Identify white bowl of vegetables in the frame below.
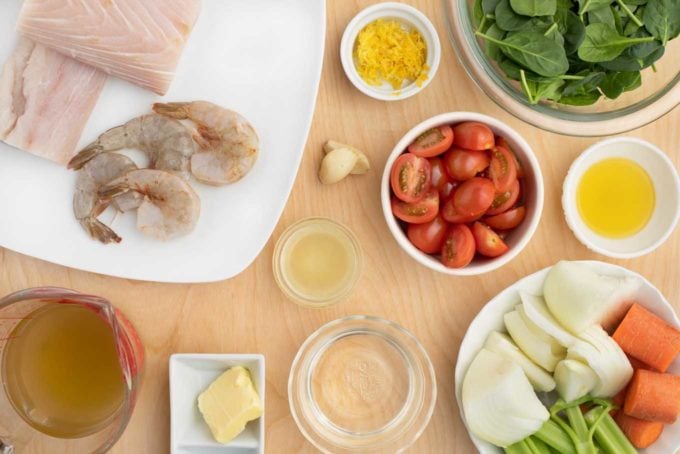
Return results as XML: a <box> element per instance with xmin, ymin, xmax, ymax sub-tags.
<box><xmin>454</xmin><ymin>260</ymin><xmax>680</xmax><ymax>453</ymax></box>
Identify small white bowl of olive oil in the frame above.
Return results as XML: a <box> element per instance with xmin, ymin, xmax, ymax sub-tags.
<box><xmin>563</xmin><ymin>137</ymin><xmax>680</xmax><ymax>259</ymax></box>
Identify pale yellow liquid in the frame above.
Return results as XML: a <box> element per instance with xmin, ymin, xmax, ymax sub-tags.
<box><xmin>577</xmin><ymin>158</ymin><xmax>655</xmax><ymax>238</ymax></box>
<box><xmin>2</xmin><ymin>303</ymin><xmax>126</xmax><ymax>438</ymax></box>
<box><xmin>283</xmin><ymin>229</ymin><xmax>353</xmax><ymax>300</ymax></box>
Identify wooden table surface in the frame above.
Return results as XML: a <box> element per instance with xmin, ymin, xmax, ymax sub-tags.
<box><xmin>4</xmin><ymin>1</ymin><xmax>679</xmax><ymax>453</ymax></box>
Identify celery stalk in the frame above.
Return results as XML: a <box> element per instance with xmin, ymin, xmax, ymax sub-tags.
<box><xmin>583</xmin><ymin>407</ymin><xmax>636</xmax><ymax>454</ymax></box>
<box><xmin>532</xmin><ymin>419</ymin><xmax>577</xmax><ymax>454</ymax></box>
<box><xmin>549</xmin><ymin>398</ymin><xmax>597</xmax><ymax>454</ymax></box>
<box><xmin>526</xmin><ymin>436</ymin><xmax>552</xmax><ymax>454</ymax></box>
<box><xmin>505</xmin><ymin>439</ymin><xmax>534</xmax><ymax>454</ymax></box>
<box><xmin>566</xmin><ymin>405</ymin><xmax>590</xmax><ymax>442</ymax></box>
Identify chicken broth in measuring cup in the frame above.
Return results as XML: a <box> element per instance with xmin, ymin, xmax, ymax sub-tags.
<box><xmin>2</xmin><ymin>303</ymin><xmax>126</xmax><ymax>438</ymax></box>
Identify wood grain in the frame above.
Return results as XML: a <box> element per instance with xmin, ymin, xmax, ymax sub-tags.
<box><xmin>2</xmin><ymin>1</ymin><xmax>678</xmax><ymax>452</ymax></box>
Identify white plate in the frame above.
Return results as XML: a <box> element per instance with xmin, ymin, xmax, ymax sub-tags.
<box><xmin>0</xmin><ymin>0</ymin><xmax>326</xmax><ymax>283</ymax></box>
<box><xmin>454</xmin><ymin>260</ymin><xmax>680</xmax><ymax>454</ymax></box>
<box><xmin>169</xmin><ymin>354</ymin><xmax>265</xmax><ymax>454</ymax></box>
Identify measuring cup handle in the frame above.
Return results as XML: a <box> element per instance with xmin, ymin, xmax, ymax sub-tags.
<box><xmin>0</xmin><ymin>438</ymin><xmax>14</xmax><ymax>454</ymax></box>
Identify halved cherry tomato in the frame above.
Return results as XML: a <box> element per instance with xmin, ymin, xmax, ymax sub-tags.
<box><xmin>441</xmin><ymin>197</ymin><xmax>484</xmax><ymax>223</ymax></box>
<box><xmin>453</xmin><ymin>122</ymin><xmax>495</xmax><ymax>150</ymax></box>
<box><xmin>441</xmin><ymin>224</ymin><xmax>476</xmax><ymax>268</ymax></box>
<box><xmin>496</xmin><ymin>136</ymin><xmax>525</xmax><ymax>178</ymax></box>
<box><xmin>453</xmin><ymin>177</ymin><xmax>495</xmax><ymax>216</ymax></box>
<box><xmin>408</xmin><ymin>125</ymin><xmax>454</xmax><ymax>158</ymax></box>
<box><xmin>390</xmin><ymin>153</ymin><xmax>432</xmax><ymax>203</ymax></box>
<box><xmin>391</xmin><ymin>189</ymin><xmax>439</xmax><ymax>224</ymax></box>
<box><xmin>439</xmin><ymin>180</ymin><xmax>458</xmax><ymax>203</ymax></box>
<box><xmin>489</xmin><ymin>146</ymin><xmax>518</xmax><ymax>192</ymax></box>
<box><xmin>443</xmin><ymin>147</ymin><xmax>491</xmax><ymax>181</ymax></box>
<box><xmin>484</xmin><ymin>206</ymin><xmax>526</xmax><ymax>230</ymax></box>
<box><xmin>486</xmin><ymin>179</ymin><xmax>521</xmax><ymax>216</ymax></box>
<box><xmin>407</xmin><ymin>215</ymin><xmax>448</xmax><ymax>254</ymax></box>
<box><xmin>429</xmin><ymin>157</ymin><xmax>450</xmax><ymax>190</ymax></box>
<box><xmin>472</xmin><ymin>222</ymin><xmax>509</xmax><ymax>258</ymax></box>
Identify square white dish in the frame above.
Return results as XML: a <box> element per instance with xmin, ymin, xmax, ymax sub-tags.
<box><xmin>0</xmin><ymin>0</ymin><xmax>326</xmax><ymax>283</ymax></box>
<box><xmin>169</xmin><ymin>354</ymin><xmax>265</xmax><ymax>454</ymax></box>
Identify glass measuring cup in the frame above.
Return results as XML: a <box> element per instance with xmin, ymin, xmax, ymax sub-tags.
<box><xmin>0</xmin><ymin>287</ymin><xmax>144</xmax><ymax>454</ymax></box>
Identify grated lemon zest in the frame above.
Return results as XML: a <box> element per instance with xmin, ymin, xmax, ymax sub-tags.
<box><xmin>353</xmin><ymin>19</ymin><xmax>429</xmax><ymax>90</ymax></box>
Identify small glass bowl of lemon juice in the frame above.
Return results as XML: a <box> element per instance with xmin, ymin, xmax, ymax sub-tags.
<box><xmin>563</xmin><ymin>137</ymin><xmax>680</xmax><ymax>258</ymax></box>
<box><xmin>273</xmin><ymin>218</ymin><xmax>363</xmax><ymax>308</ymax></box>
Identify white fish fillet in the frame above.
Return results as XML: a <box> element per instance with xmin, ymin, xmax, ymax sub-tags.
<box><xmin>0</xmin><ymin>39</ymin><xmax>107</xmax><ymax>165</ymax></box>
<box><xmin>18</xmin><ymin>0</ymin><xmax>202</xmax><ymax>95</ymax></box>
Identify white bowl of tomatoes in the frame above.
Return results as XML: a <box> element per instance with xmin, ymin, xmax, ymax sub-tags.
<box><xmin>381</xmin><ymin>112</ymin><xmax>544</xmax><ymax>275</ymax></box>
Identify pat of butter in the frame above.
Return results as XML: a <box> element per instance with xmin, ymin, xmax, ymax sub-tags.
<box><xmin>198</xmin><ymin>366</ymin><xmax>263</xmax><ymax>444</ymax></box>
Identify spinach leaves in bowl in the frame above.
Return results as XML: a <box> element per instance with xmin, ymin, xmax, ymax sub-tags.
<box><xmin>473</xmin><ymin>0</ymin><xmax>680</xmax><ymax>105</ymax></box>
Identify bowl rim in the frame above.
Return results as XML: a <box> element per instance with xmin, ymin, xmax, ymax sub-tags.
<box><xmin>381</xmin><ymin>111</ymin><xmax>545</xmax><ymax>276</ymax></box>
<box><xmin>562</xmin><ymin>136</ymin><xmax>680</xmax><ymax>259</ymax></box>
<box><xmin>340</xmin><ymin>2</ymin><xmax>441</xmax><ymax>101</ymax></box>
<box><xmin>443</xmin><ymin>0</ymin><xmax>680</xmax><ymax>137</ymax></box>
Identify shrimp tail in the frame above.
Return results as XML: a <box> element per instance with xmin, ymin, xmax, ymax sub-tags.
<box><xmin>68</xmin><ymin>143</ymin><xmax>103</xmax><ymax>170</ymax></box>
<box><xmin>80</xmin><ymin>218</ymin><xmax>122</xmax><ymax>244</ymax></box>
<box><xmin>99</xmin><ymin>183</ymin><xmax>131</xmax><ymax>201</ymax></box>
<box><xmin>152</xmin><ymin>102</ymin><xmax>190</xmax><ymax>120</ymax></box>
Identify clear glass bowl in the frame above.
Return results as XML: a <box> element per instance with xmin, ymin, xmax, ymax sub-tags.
<box><xmin>288</xmin><ymin>316</ymin><xmax>437</xmax><ymax>453</ymax></box>
<box><xmin>444</xmin><ymin>0</ymin><xmax>680</xmax><ymax>136</ymax></box>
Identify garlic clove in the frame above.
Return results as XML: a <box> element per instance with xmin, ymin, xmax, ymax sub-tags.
<box><xmin>323</xmin><ymin>140</ymin><xmax>371</xmax><ymax>175</ymax></box>
<box><xmin>319</xmin><ymin>148</ymin><xmax>358</xmax><ymax>184</ymax></box>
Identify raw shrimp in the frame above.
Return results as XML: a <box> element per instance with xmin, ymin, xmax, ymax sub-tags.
<box><xmin>73</xmin><ymin>153</ymin><xmax>139</xmax><ymax>244</ymax></box>
<box><xmin>153</xmin><ymin>101</ymin><xmax>259</xmax><ymax>185</ymax></box>
<box><xmin>99</xmin><ymin>169</ymin><xmax>200</xmax><ymax>241</ymax></box>
<box><xmin>67</xmin><ymin>114</ymin><xmax>197</xmax><ymax>180</ymax></box>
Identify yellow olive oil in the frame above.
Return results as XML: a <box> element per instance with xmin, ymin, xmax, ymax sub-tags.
<box><xmin>2</xmin><ymin>303</ymin><xmax>125</xmax><ymax>438</ymax></box>
<box><xmin>576</xmin><ymin>158</ymin><xmax>655</xmax><ymax>238</ymax></box>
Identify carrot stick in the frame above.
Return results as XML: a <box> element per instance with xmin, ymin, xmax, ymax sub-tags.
<box><xmin>624</xmin><ymin>369</ymin><xmax>680</xmax><ymax>424</ymax></box>
<box><xmin>614</xmin><ymin>412</ymin><xmax>664</xmax><ymax>449</ymax></box>
<box><xmin>627</xmin><ymin>355</ymin><xmax>652</xmax><ymax>371</ymax></box>
<box><xmin>610</xmin><ymin>387</ymin><xmax>628</xmax><ymax>417</ymax></box>
<box><xmin>612</xmin><ymin>303</ymin><xmax>680</xmax><ymax>372</ymax></box>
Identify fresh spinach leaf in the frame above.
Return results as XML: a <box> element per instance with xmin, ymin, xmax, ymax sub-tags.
<box><xmin>510</xmin><ymin>0</ymin><xmax>558</xmax><ymax>16</ymax></box>
<box><xmin>598</xmin><ymin>44</ymin><xmax>664</xmax><ymax>69</ymax></box>
<box><xmin>489</xmin><ymin>31</ymin><xmax>570</xmax><ymax>75</ymax></box>
<box><xmin>643</xmin><ymin>0</ymin><xmax>680</xmax><ymax>45</ymax></box>
<box><xmin>483</xmin><ymin>0</ymin><xmax>503</xmax><ymax>14</ymax></box>
<box><xmin>598</xmin><ymin>70</ymin><xmax>641</xmax><ymax>97</ymax></box>
<box><xmin>485</xmin><ymin>24</ymin><xmax>508</xmax><ymax>59</ymax></box>
<box><xmin>578</xmin><ymin>23</ymin><xmax>655</xmax><ymax>61</ymax></box>
<box><xmin>556</xmin><ymin>9</ymin><xmax>587</xmax><ymax>54</ymax></box>
<box><xmin>588</xmin><ymin>5</ymin><xmax>616</xmax><ymax>26</ymax></box>
<box><xmin>533</xmin><ymin>78</ymin><xmax>567</xmax><ymax>102</ymax></box>
<box><xmin>474</xmin><ymin>0</ymin><xmax>485</xmax><ymax>27</ymax></box>
<box><xmin>562</xmin><ymin>71</ymin><xmax>606</xmax><ymax>94</ymax></box>
<box><xmin>495</xmin><ymin>0</ymin><xmax>537</xmax><ymax>30</ymax></box>
<box><xmin>544</xmin><ymin>23</ymin><xmax>567</xmax><ymax>46</ymax></box>
<box><xmin>628</xmin><ymin>30</ymin><xmax>662</xmax><ymax>57</ymax></box>
<box><xmin>559</xmin><ymin>90</ymin><xmax>602</xmax><ymax>104</ymax></box>
<box><xmin>623</xmin><ymin>6</ymin><xmax>644</xmax><ymax>35</ymax></box>
<box><xmin>577</xmin><ymin>0</ymin><xmax>612</xmax><ymax>15</ymax></box>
